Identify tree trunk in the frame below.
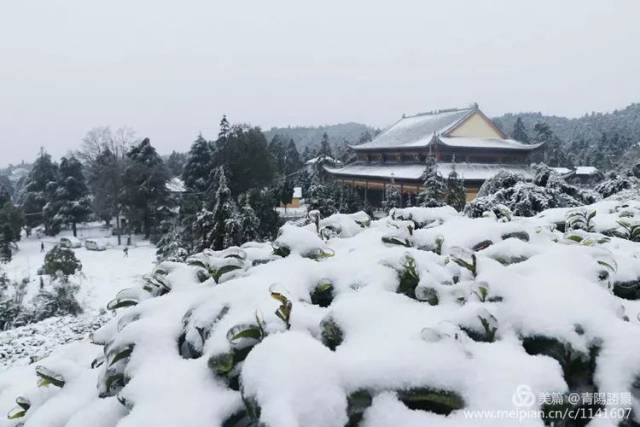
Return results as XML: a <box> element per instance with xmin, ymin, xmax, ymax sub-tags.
<box><xmin>116</xmin><ymin>213</ymin><xmax>122</xmax><ymax>246</ymax></box>
<box><xmin>72</xmin><ymin>222</ymin><xmax>77</xmax><ymax>237</ymax></box>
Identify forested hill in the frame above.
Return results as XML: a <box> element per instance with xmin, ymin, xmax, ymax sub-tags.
<box><xmin>493</xmin><ymin>103</ymin><xmax>640</xmax><ymax>169</ymax></box>
<box><xmin>264</xmin><ymin>122</ymin><xmax>376</xmax><ymax>153</ymax></box>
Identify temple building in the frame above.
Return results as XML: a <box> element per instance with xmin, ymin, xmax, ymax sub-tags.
<box><xmin>324</xmin><ymin>104</ymin><xmax>544</xmax><ymax>205</ymax></box>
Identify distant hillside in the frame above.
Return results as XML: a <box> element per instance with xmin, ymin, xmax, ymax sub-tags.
<box><xmin>264</xmin><ymin>122</ymin><xmax>377</xmax><ymax>155</ymax></box>
<box><xmin>493</xmin><ymin>103</ymin><xmax>640</xmax><ymax>169</ymax></box>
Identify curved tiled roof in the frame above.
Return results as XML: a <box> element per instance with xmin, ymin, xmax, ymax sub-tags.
<box><xmin>353</xmin><ymin>108</ymin><xmax>474</xmax><ymax>150</ymax></box>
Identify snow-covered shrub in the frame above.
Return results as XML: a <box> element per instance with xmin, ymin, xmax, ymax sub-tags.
<box><xmin>5</xmin><ymin>198</ymin><xmax>640</xmax><ymax>426</ymax></box>
<box><xmin>29</xmin><ymin>280</ymin><xmax>83</xmax><ymax>322</ymax></box>
<box><xmin>307</xmin><ymin>183</ymin><xmax>338</xmax><ymax>217</ymax></box>
<box><xmin>465</xmin><ymin>164</ymin><xmax>598</xmax><ymax>218</ymax></box>
<box><xmin>42</xmin><ymin>245</ymin><xmax>82</xmax><ymax>280</ymax></box>
<box><xmin>595</xmin><ymin>173</ymin><xmax>634</xmax><ymax>198</ymax></box>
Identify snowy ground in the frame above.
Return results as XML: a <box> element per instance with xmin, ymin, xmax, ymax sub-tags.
<box><xmin>2</xmin><ymin>202</ymin><xmax>640</xmax><ymax>426</ymax></box>
<box><xmin>0</xmin><ymin>224</ymin><xmax>156</xmax><ymax>370</ymax></box>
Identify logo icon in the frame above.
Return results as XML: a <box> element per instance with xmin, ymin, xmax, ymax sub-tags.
<box><xmin>512</xmin><ymin>384</ymin><xmax>536</xmax><ymax>408</ymax></box>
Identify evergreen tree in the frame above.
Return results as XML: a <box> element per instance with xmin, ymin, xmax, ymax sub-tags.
<box><xmin>42</xmin><ymin>245</ymin><xmax>82</xmax><ymax>280</ymax></box>
<box><xmin>211</xmin><ymin>125</ymin><xmax>275</xmax><ymax>196</ymax></box>
<box><xmin>237</xmin><ymin>195</ymin><xmax>260</xmax><ymax>243</ymax></box>
<box><xmin>0</xmin><ymin>201</ymin><xmax>24</xmax><ymax>248</ymax></box>
<box><xmin>418</xmin><ymin>156</ymin><xmax>446</xmax><ymax>207</ymax></box>
<box><xmin>166</xmin><ymin>151</ymin><xmax>187</xmax><ymax>177</ymax></box>
<box><xmin>21</xmin><ymin>150</ymin><xmax>58</xmax><ymax>231</ymax></box>
<box><xmin>248</xmin><ymin>187</ymin><xmax>281</xmax><ymax>240</ymax></box>
<box><xmin>284</xmin><ymin>139</ymin><xmax>303</xmax><ymax>175</ymax></box>
<box><xmin>319</xmin><ymin>132</ymin><xmax>332</xmax><ymax>159</ymax></box>
<box><xmin>183</xmin><ymin>135</ymin><xmax>214</xmax><ymax>194</ymax></box>
<box><xmin>278</xmin><ymin>179</ymin><xmax>294</xmax><ymax>210</ymax></box>
<box><xmin>383</xmin><ymin>184</ymin><xmax>402</xmax><ymax>212</ymax></box>
<box><xmin>87</xmin><ymin>148</ymin><xmax>122</xmax><ymax>226</ymax></box>
<box><xmin>445</xmin><ymin>169</ymin><xmax>466</xmax><ymax>211</ymax></box>
<box><xmin>0</xmin><ymin>225</ymin><xmax>13</xmax><ymax>263</ymax></box>
<box><xmin>53</xmin><ymin>156</ymin><xmax>91</xmax><ymax>236</ymax></box>
<box><xmin>210</xmin><ymin>167</ymin><xmax>237</xmax><ymax>250</ymax></box>
<box><xmin>337</xmin><ymin>186</ymin><xmax>364</xmax><ymax>214</ymax></box>
<box><xmin>511</xmin><ymin>117</ymin><xmax>530</xmax><ymax>143</ymax></box>
<box><xmin>307</xmin><ymin>183</ymin><xmax>338</xmax><ymax>217</ymax></box>
<box><xmin>121</xmin><ymin>138</ymin><xmax>170</xmax><ymax>238</ymax></box>
<box><xmin>268</xmin><ymin>135</ymin><xmax>287</xmax><ymax>175</ymax></box>
<box><xmin>302</xmin><ymin>146</ymin><xmax>316</xmax><ymax>162</ymax></box>
<box><xmin>192</xmin><ymin>208</ymin><xmax>215</xmax><ymax>253</ymax></box>
<box><xmin>218</xmin><ymin>115</ymin><xmax>230</xmax><ymax>140</ymax></box>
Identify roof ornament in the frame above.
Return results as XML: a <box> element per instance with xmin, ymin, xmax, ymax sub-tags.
<box><xmin>471</xmin><ymin>102</ymin><xmax>479</xmax><ymax>110</ymax></box>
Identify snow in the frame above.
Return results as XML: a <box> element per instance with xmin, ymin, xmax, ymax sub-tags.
<box><xmin>438</xmin><ymin>137</ymin><xmax>542</xmax><ymax>151</ymax></box>
<box><xmin>292</xmin><ymin>187</ymin><xmax>302</xmax><ymax>199</ymax></box>
<box><xmin>2</xmin><ymin>200</ymin><xmax>640</xmax><ymax>426</ymax></box>
<box><xmin>0</xmin><ymin>223</ymin><xmax>156</xmax><ymax>369</ymax></box>
<box><xmin>325</xmin><ymin>162</ymin><xmax>534</xmax><ymax>182</ymax></box>
<box><xmin>324</xmin><ymin>163</ymin><xmax>426</xmax><ymax>181</ymax></box>
<box><xmin>355</xmin><ymin>108</ymin><xmax>472</xmax><ymax>150</ymax></box>
<box><xmin>165</xmin><ymin>177</ymin><xmax>186</xmax><ymax>193</ymax></box>
<box><xmin>575</xmin><ymin>166</ymin><xmax>599</xmax><ymax>176</ymax></box>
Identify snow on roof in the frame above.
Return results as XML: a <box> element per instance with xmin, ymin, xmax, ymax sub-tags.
<box><xmin>551</xmin><ymin>167</ymin><xmax>572</xmax><ymax>175</ymax></box>
<box><xmin>354</xmin><ymin>108</ymin><xmax>473</xmax><ymax>150</ymax></box>
<box><xmin>437</xmin><ymin>137</ymin><xmax>543</xmax><ymax>151</ymax></box>
<box><xmin>293</xmin><ymin>187</ymin><xmax>302</xmax><ymax>198</ymax></box>
<box><xmin>575</xmin><ymin>166</ymin><xmax>599</xmax><ymax>175</ymax></box>
<box><xmin>305</xmin><ymin>156</ymin><xmax>341</xmax><ymax>165</ymax></box>
<box><xmin>437</xmin><ymin>162</ymin><xmax>533</xmax><ymax>181</ymax></box>
<box><xmin>166</xmin><ymin>177</ymin><xmax>186</xmax><ymax>193</ymax></box>
<box><xmin>324</xmin><ymin>163</ymin><xmax>427</xmax><ymax>181</ymax></box>
<box><xmin>325</xmin><ymin>162</ymin><xmax>533</xmax><ymax>182</ymax></box>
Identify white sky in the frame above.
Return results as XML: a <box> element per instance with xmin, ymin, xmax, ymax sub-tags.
<box><xmin>1</xmin><ymin>0</ymin><xmax>639</xmax><ymax>165</ymax></box>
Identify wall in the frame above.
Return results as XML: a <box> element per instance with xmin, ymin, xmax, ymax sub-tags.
<box><xmin>449</xmin><ymin>112</ymin><xmax>503</xmax><ymax>138</ymax></box>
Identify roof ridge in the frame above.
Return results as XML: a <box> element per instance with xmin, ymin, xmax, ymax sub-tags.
<box><xmin>403</xmin><ymin>106</ymin><xmax>472</xmax><ymax>119</ymax></box>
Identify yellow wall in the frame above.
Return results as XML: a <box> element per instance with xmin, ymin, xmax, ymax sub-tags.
<box><xmin>449</xmin><ymin>112</ymin><xmax>503</xmax><ymax>138</ymax></box>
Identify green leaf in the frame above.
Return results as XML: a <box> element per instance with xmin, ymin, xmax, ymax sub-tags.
<box><xmin>108</xmin><ymin>345</ymin><xmax>134</xmax><ymax>366</ymax></box>
<box><xmin>107</xmin><ymin>298</ymin><xmax>138</xmax><ymax>310</ymax></box>
<box><xmin>15</xmin><ymin>397</ymin><xmax>30</xmax><ymax>411</ymax></box>
<box><xmin>7</xmin><ymin>407</ymin><xmax>27</xmax><ymax>420</ymax></box>
<box><xmin>35</xmin><ymin>365</ymin><xmax>65</xmax><ymax>388</ymax></box>
<box><xmin>208</xmin><ymin>352</ymin><xmax>235</xmax><ymax>376</ymax></box>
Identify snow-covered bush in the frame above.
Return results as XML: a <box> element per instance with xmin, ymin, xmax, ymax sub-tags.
<box><xmin>42</xmin><ymin>245</ymin><xmax>82</xmax><ymax>280</ymax></box>
<box><xmin>465</xmin><ymin>165</ymin><xmax>598</xmax><ymax>218</ymax></box>
<box><xmin>595</xmin><ymin>173</ymin><xmax>634</xmax><ymax>198</ymax></box>
<box><xmin>28</xmin><ymin>280</ymin><xmax>83</xmax><ymax>322</ymax></box>
<box><xmin>4</xmin><ymin>198</ymin><xmax>640</xmax><ymax>426</ymax></box>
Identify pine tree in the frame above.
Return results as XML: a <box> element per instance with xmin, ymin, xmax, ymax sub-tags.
<box><xmin>0</xmin><ymin>225</ymin><xmax>13</xmax><ymax>263</ymax></box>
<box><xmin>121</xmin><ymin>138</ymin><xmax>170</xmax><ymax>238</ymax></box>
<box><xmin>269</xmin><ymin>135</ymin><xmax>287</xmax><ymax>175</ymax></box>
<box><xmin>183</xmin><ymin>135</ymin><xmax>214</xmax><ymax>194</ymax></box>
<box><xmin>319</xmin><ymin>132</ymin><xmax>332</xmax><ymax>159</ymax></box>
<box><xmin>192</xmin><ymin>208</ymin><xmax>215</xmax><ymax>252</ymax></box>
<box><xmin>237</xmin><ymin>195</ymin><xmax>260</xmax><ymax>243</ymax></box>
<box><xmin>445</xmin><ymin>169</ymin><xmax>466</xmax><ymax>211</ymax></box>
<box><xmin>338</xmin><ymin>186</ymin><xmax>364</xmax><ymax>213</ymax></box>
<box><xmin>210</xmin><ymin>167</ymin><xmax>237</xmax><ymax>250</ymax></box>
<box><xmin>511</xmin><ymin>117</ymin><xmax>530</xmax><ymax>143</ymax></box>
<box><xmin>284</xmin><ymin>139</ymin><xmax>303</xmax><ymax>175</ymax></box>
<box><xmin>54</xmin><ymin>156</ymin><xmax>91</xmax><ymax>236</ymax></box>
<box><xmin>278</xmin><ymin>179</ymin><xmax>294</xmax><ymax>210</ymax></box>
<box><xmin>218</xmin><ymin>115</ymin><xmax>230</xmax><ymax>140</ymax></box>
<box><xmin>248</xmin><ymin>187</ymin><xmax>281</xmax><ymax>240</ymax></box>
<box><xmin>211</xmin><ymin>124</ymin><xmax>275</xmax><ymax>196</ymax></box>
<box><xmin>87</xmin><ymin>148</ymin><xmax>122</xmax><ymax>226</ymax></box>
<box><xmin>418</xmin><ymin>156</ymin><xmax>446</xmax><ymax>207</ymax></box>
<box><xmin>21</xmin><ymin>150</ymin><xmax>58</xmax><ymax>231</ymax></box>
<box><xmin>383</xmin><ymin>184</ymin><xmax>402</xmax><ymax>212</ymax></box>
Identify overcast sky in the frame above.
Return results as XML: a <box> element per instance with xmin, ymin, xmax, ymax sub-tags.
<box><xmin>1</xmin><ymin>0</ymin><xmax>639</xmax><ymax>166</ymax></box>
